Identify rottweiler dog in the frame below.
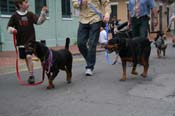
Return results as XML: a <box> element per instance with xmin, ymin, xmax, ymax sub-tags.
<box><xmin>27</xmin><ymin>38</ymin><xmax>73</xmax><ymax>89</ymax></box>
<box><xmin>154</xmin><ymin>31</ymin><xmax>167</xmax><ymax>58</ymax></box>
<box><xmin>105</xmin><ymin>36</ymin><xmax>151</xmax><ymax>81</ymax></box>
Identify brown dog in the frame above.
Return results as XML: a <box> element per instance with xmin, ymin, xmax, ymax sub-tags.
<box><xmin>154</xmin><ymin>31</ymin><xmax>167</xmax><ymax>58</ymax></box>
<box><xmin>105</xmin><ymin>36</ymin><xmax>151</xmax><ymax>81</ymax></box>
<box><xmin>27</xmin><ymin>38</ymin><xmax>73</xmax><ymax>89</ymax></box>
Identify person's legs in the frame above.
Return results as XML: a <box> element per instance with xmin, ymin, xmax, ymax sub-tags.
<box><xmin>86</xmin><ymin>21</ymin><xmax>101</xmax><ymax>71</ymax></box>
<box><xmin>139</xmin><ymin>17</ymin><xmax>149</xmax><ymax>38</ymax></box>
<box><xmin>18</xmin><ymin>47</ymin><xmax>35</xmax><ymax>84</ymax></box>
<box><xmin>26</xmin><ymin>54</ymin><xmax>33</xmax><ymax>76</ymax></box>
<box><xmin>131</xmin><ymin>17</ymin><xmax>140</xmax><ymax>38</ymax></box>
<box><xmin>25</xmin><ymin>50</ymin><xmax>35</xmax><ymax>84</ymax></box>
<box><xmin>77</xmin><ymin>23</ymin><xmax>90</xmax><ymax>60</ymax></box>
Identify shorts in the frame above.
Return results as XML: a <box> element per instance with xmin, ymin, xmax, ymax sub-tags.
<box><xmin>18</xmin><ymin>46</ymin><xmax>33</xmax><ymax>59</ymax></box>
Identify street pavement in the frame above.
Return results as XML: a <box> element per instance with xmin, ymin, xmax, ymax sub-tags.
<box><xmin>0</xmin><ymin>41</ymin><xmax>175</xmax><ymax>116</ymax></box>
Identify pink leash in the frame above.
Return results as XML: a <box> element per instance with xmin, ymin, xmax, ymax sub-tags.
<box><xmin>13</xmin><ymin>33</ymin><xmax>45</xmax><ymax>86</ymax></box>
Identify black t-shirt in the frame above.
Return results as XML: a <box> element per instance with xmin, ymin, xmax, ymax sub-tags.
<box><xmin>7</xmin><ymin>11</ymin><xmax>39</xmax><ymax>46</ymax></box>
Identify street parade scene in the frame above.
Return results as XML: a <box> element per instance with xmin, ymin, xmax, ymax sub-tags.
<box><xmin>0</xmin><ymin>0</ymin><xmax>175</xmax><ymax>116</ymax></box>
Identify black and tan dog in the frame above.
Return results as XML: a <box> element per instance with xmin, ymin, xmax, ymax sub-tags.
<box><xmin>154</xmin><ymin>31</ymin><xmax>167</xmax><ymax>58</ymax></box>
<box><xmin>27</xmin><ymin>38</ymin><xmax>73</xmax><ymax>89</ymax></box>
<box><xmin>105</xmin><ymin>36</ymin><xmax>151</xmax><ymax>81</ymax></box>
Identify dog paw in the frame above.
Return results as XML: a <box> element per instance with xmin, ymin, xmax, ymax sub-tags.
<box><xmin>119</xmin><ymin>78</ymin><xmax>126</xmax><ymax>81</ymax></box>
<box><xmin>140</xmin><ymin>73</ymin><xmax>147</xmax><ymax>78</ymax></box>
<box><xmin>67</xmin><ymin>81</ymin><xmax>72</xmax><ymax>84</ymax></box>
<box><xmin>131</xmin><ymin>71</ymin><xmax>138</xmax><ymax>75</ymax></box>
<box><xmin>46</xmin><ymin>85</ymin><xmax>55</xmax><ymax>89</ymax></box>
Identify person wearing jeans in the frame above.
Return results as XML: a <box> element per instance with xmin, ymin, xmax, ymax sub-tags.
<box><xmin>72</xmin><ymin>0</ymin><xmax>111</xmax><ymax>76</ymax></box>
<box><xmin>128</xmin><ymin>0</ymin><xmax>158</xmax><ymax>38</ymax></box>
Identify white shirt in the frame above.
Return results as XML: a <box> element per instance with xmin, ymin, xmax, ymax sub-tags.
<box><xmin>99</xmin><ymin>30</ymin><xmax>107</xmax><ymax>44</ymax></box>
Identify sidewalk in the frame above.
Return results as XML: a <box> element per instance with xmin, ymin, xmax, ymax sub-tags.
<box><xmin>0</xmin><ymin>45</ymin><xmax>104</xmax><ymax>75</ymax></box>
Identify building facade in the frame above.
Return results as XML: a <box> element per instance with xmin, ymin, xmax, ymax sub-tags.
<box><xmin>0</xmin><ymin>0</ymin><xmax>173</xmax><ymax>51</ymax></box>
<box><xmin>0</xmin><ymin>0</ymin><xmax>80</xmax><ymax>51</ymax></box>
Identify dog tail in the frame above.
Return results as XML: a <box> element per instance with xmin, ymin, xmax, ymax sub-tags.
<box><xmin>65</xmin><ymin>37</ymin><xmax>70</xmax><ymax>50</ymax></box>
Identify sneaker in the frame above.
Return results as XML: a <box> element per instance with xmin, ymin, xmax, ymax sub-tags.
<box><xmin>28</xmin><ymin>76</ymin><xmax>35</xmax><ymax>84</ymax></box>
<box><xmin>85</xmin><ymin>69</ymin><xmax>93</xmax><ymax>76</ymax></box>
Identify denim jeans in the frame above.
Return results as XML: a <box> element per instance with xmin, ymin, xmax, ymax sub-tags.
<box><xmin>131</xmin><ymin>16</ymin><xmax>149</xmax><ymax>38</ymax></box>
<box><xmin>77</xmin><ymin>21</ymin><xmax>101</xmax><ymax>70</ymax></box>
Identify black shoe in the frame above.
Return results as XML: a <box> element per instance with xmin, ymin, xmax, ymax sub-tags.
<box><xmin>173</xmin><ymin>44</ymin><xmax>175</xmax><ymax>47</ymax></box>
<box><xmin>28</xmin><ymin>76</ymin><xmax>35</xmax><ymax>84</ymax></box>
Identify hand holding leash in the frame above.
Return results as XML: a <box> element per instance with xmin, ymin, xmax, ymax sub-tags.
<box><xmin>13</xmin><ymin>29</ymin><xmax>17</xmax><ymax>34</ymax></box>
<box><xmin>103</xmin><ymin>13</ymin><xmax>110</xmax><ymax>23</ymax></box>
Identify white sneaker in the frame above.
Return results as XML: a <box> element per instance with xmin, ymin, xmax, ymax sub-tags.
<box><xmin>85</xmin><ymin>69</ymin><xmax>93</xmax><ymax>76</ymax></box>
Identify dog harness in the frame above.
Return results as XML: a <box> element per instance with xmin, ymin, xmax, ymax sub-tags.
<box><xmin>42</xmin><ymin>49</ymin><xmax>53</xmax><ymax>74</ymax></box>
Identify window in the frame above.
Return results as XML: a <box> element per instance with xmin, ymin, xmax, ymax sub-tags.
<box><xmin>0</xmin><ymin>0</ymin><xmax>16</xmax><ymax>15</ymax></box>
<box><xmin>110</xmin><ymin>5</ymin><xmax>117</xmax><ymax>20</ymax></box>
<box><xmin>35</xmin><ymin>0</ymin><xmax>47</xmax><ymax>16</ymax></box>
<box><xmin>61</xmin><ymin>0</ymin><xmax>71</xmax><ymax>18</ymax></box>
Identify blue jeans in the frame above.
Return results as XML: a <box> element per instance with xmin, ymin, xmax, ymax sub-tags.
<box><xmin>77</xmin><ymin>21</ymin><xmax>101</xmax><ymax>70</ymax></box>
<box><xmin>131</xmin><ymin>15</ymin><xmax>149</xmax><ymax>38</ymax></box>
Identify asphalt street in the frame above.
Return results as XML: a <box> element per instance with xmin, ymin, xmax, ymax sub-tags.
<box><xmin>0</xmin><ymin>43</ymin><xmax>175</xmax><ymax>116</ymax></box>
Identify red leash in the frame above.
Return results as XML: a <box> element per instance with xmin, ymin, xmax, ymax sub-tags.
<box><xmin>13</xmin><ymin>33</ymin><xmax>45</xmax><ymax>86</ymax></box>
